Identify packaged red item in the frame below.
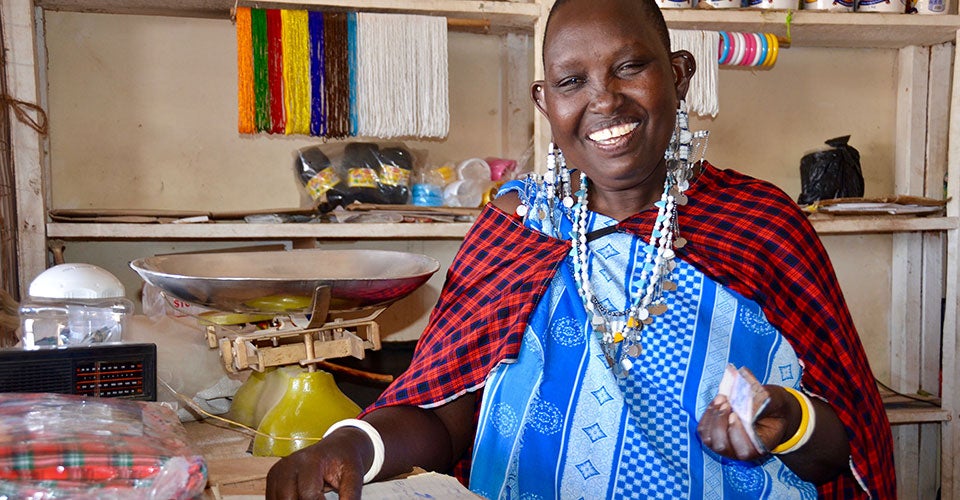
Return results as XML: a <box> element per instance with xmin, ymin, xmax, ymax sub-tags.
<box><xmin>0</xmin><ymin>393</ymin><xmax>207</xmax><ymax>499</ymax></box>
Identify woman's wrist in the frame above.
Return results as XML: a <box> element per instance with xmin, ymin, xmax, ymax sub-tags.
<box><xmin>323</xmin><ymin>418</ymin><xmax>385</xmax><ymax>483</ymax></box>
<box><xmin>771</xmin><ymin>387</ymin><xmax>817</xmax><ymax>455</ymax></box>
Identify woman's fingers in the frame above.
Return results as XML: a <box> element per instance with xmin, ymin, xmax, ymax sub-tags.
<box><xmin>266</xmin><ymin>432</ymin><xmax>367</xmax><ymax>500</ymax></box>
<box><xmin>699</xmin><ymin>395</ymin><xmax>733</xmax><ymax>454</ymax></box>
<box><xmin>698</xmin><ymin>394</ymin><xmax>764</xmax><ymax>460</ymax></box>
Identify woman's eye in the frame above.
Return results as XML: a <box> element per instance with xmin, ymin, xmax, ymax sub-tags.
<box><xmin>556</xmin><ymin>76</ymin><xmax>584</xmax><ymax>89</ymax></box>
<box><xmin>618</xmin><ymin>62</ymin><xmax>645</xmax><ymax>75</ymax></box>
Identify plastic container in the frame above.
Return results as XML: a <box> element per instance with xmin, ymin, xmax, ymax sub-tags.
<box><xmin>252</xmin><ymin>369</ymin><xmax>361</xmax><ymax>457</ymax></box>
<box><xmin>19</xmin><ymin>264</ymin><xmax>133</xmax><ymax>348</ymax></box>
<box><xmin>802</xmin><ymin>0</ymin><xmax>854</xmax><ymax>11</ymax></box>
<box><xmin>856</xmin><ymin>0</ymin><xmax>906</xmax><ymax>11</ymax></box>
<box><xmin>700</xmin><ymin>0</ymin><xmax>742</xmax><ymax>8</ymax></box>
<box><xmin>746</xmin><ymin>0</ymin><xmax>801</xmax><ymax>8</ymax></box>
<box><xmin>656</xmin><ymin>0</ymin><xmax>692</xmax><ymax>7</ymax></box>
<box><xmin>910</xmin><ymin>0</ymin><xmax>946</xmax><ymax>12</ymax></box>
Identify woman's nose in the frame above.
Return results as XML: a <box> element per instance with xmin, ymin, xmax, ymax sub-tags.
<box><xmin>588</xmin><ymin>78</ymin><xmax>623</xmax><ymax>113</ymax></box>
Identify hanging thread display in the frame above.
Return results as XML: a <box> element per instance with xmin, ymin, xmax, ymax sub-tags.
<box><xmin>282</xmin><ymin>9</ymin><xmax>311</xmax><ymax>135</ymax></box>
<box><xmin>667</xmin><ymin>29</ymin><xmax>781</xmax><ymax>118</ymax></box>
<box><xmin>235</xmin><ymin>8</ymin><xmax>449</xmax><ymax>139</ymax></box>
<box><xmin>266</xmin><ymin>9</ymin><xmax>286</xmax><ymax>134</ymax></box>
<box><xmin>308</xmin><ymin>11</ymin><xmax>325</xmax><ymax>137</ymax></box>
<box><xmin>236</xmin><ymin>8</ymin><xmax>256</xmax><ymax>134</ymax></box>
<box><xmin>356</xmin><ymin>13</ymin><xmax>449</xmax><ymax>138</ymax></box>
<box><xmin>324</xmin><ymin>12</ymin><xmax>350</xmax><ymax>139</ymax></box>
<box><xmin>669</xmin><ymin>29</ymin><xmax>719</xmax><ymax>118</ymax></box>
<box><xmin>250</xmin><ymin>8</ymin><xmax>271</xmax><ymax>132</ymax></box>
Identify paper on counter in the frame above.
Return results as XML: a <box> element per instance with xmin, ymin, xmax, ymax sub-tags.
<box><xmin>325</xmin><ymin>472</ymin><xmax>481</xmax><ymax>499</ymax></box>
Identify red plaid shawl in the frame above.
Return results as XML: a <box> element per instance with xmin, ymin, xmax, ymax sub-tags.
<box><xmin>366</xmin><ymin>163</ymin><xmax>896</xmax><ymax>499</ymax></box>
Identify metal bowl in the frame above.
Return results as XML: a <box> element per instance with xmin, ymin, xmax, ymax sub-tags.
<box><xmin>130</xmin><ymin>249</ymin><xmax>440</xmax><ymax>314</ymax></box>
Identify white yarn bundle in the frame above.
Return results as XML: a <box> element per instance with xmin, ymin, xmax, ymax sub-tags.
<box><xmin>356</xmin><ymin>13</ymin><xmax>449</xmax><ymax>138</ymax></box>
<box><xmin>669</xmin><ymin>29</ymin><xmax>719</xmax><ymax>118</ymax></box>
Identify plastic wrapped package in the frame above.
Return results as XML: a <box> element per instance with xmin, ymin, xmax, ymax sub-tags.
<box><xmin>797</xmin><ymin>135</ymin><xmax>865</xmax><ymax>206</ymax></box>
<box><xmin>296</xmin><ymin>142</ymin><xmax>421</xmax><ymax>212</ymax></box>
<box><xmin>0</xmin><ymin>393</ymin><xmax>207</xmax><ymax>499</ymax></box>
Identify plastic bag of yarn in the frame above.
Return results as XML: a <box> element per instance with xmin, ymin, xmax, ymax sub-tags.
<box><xmin>295</xmin><ymin>142</ymin><xmax>422</xmax><ymax>212</ymax></box>
<box><xmin>797</xmin><ymin>135</ymin><xmax>865</xmax><ymax>206</ymax></box>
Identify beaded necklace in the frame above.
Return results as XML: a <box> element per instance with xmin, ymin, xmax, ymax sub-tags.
<box><xmin>514</xmin><ymin>103</ymin><xmax>707</xmax><ymax>376</ymax></box>
<box><xmin>570</xmin><ymin>105</ymin><xmax>707</xmax><ymax>375</ymax></box>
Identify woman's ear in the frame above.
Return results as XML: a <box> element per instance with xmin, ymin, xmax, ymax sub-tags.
<box><xmin>670</xmin><ymin>50</ymin><xmax>696</xmax><ymax>101</ymax></box>
<box><xmin>531</xmin><ymin>81</ymin><xmax>549</xmax><ymax>117</ymax></box>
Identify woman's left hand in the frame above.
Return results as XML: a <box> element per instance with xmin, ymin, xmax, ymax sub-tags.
<box><xmin>697</xmin><ymin>383</ymin><xmax>799</xmax><ymax>461</ymax></box>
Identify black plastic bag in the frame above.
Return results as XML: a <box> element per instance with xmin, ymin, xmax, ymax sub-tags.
<box><xmin>295</xmin><ymin>142</ymin><xmax>415</xmax><ymax>212</ymax></box>
<box><xmin>797</xmin><ymin>135</ymin><xmax>865</xmax><ymax>206</ymax></box>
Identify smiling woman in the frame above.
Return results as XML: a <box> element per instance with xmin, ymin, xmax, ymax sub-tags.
<box><xmin>264</xmin><ymin>0</ymin><xmax>896</xmax><ymax>498</ymax></box>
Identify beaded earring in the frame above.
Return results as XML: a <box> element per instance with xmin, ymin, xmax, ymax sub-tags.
<box><xmin>514</xmin><ymin>142</ymin><xmax>574</xmax><ymax>238</ymax></box>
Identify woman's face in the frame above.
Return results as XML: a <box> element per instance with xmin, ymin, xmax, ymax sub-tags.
<box><xmin>533</xmin><ymin>0</ymin><xmax>692</xmax><ymax>195</ymax></box>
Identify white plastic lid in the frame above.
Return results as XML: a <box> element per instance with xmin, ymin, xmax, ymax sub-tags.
<box><xmin>28</xmin><ymin>263</ymin><xmax>126</xmax><ymax>299</ymax></box>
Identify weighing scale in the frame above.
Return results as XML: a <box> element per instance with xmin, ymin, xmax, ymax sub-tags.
<box><xmin>130</xmin><ymin>249</ymin><xmax>440</xmax><ymax>376</ymax></box>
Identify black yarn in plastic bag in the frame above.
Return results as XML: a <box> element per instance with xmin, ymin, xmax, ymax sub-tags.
<box><xmin>295</xmin><ymin>142</ymin><xmax>414</xmax><ymax>212</ymax></box>
<box><xmin>797</xmin><ymin>135</ymin><xmax>865</xmax><ymax>206</ymax></box>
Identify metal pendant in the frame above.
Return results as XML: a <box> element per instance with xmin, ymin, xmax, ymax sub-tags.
<box><xmin>648</xmin><ymin>303</ymin><xmax>668</xmax><ymax>316</ymax></box>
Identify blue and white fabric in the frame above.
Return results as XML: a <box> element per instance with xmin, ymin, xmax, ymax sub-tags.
<box><xmin>469</xmin><ymin>179</ymin><xmax>817</xmax><ymax>499</ymax></box>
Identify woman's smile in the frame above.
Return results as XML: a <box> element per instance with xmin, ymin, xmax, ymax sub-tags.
<box><xmin>587</xmin><ymin>122</ymin><xmax>639</xmax><ymax>145</ymax></box>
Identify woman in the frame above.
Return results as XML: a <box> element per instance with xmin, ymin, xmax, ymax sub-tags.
<box><xmin>266</xmin><ymin>0</ymin><xmax>895</xmax><ymax>497</ymax></box>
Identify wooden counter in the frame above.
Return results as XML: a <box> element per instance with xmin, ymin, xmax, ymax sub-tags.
<box><xmin>184</xmin><ymin>420</ymin><xmax>279</xmax><ymax>499</ymax></box>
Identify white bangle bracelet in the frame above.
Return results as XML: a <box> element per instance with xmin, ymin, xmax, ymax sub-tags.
<box><xmin>323</xmin><ymin>418</ymin><xmax>385</xmax><ymax>484</ymax></box>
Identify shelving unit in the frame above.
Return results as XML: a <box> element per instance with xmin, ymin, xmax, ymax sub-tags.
<box><xmin>45</xmin><ymin>221</ymin><xmax>476</xmax><ymax>239</ymax></box>
<box><xmin>41</xmin><ymin>215</ymin><xmax>959</xmax><ymax>239</ymax></box>
<box><xmin>4</xmin><ymin>1</ymin><xmax>960</xmax><ymax>497</ymax></box>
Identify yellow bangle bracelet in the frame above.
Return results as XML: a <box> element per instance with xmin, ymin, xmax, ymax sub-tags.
<box><xmin>771</xmin><ymin>386</ymin><xmax>816</xmax><ymax>455</ymax></box>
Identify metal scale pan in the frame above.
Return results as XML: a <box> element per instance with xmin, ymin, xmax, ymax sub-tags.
<box><xmin>130</xmin><ymin>248</ymin><xmax>440</xmax><ymax>373</ymax></box>
<box><xmin>130</xmin><ymin>248</ymin><xmax>440</xmax><ymax>315</ymax></box>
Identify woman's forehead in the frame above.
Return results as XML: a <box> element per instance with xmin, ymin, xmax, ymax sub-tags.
<box><xmin>544</xmin><ymin>8</ymin><xmax>665</xmax><ymax>63</ymax></box>
<box><xmin>544</xmin><ymin>0</ymin><xmax>665</xmax><ymax>53</ymax></box>
<box><xmin>547</xmin><ymin>0</ymin><xmax>652</xmax><ymax>32</ymax></box>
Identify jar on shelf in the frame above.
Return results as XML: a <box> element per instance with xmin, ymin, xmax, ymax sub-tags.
<box><xmin>19</xmin><ymin>263</ymin><xmax>133</xmax><ymax>348</ymax></box>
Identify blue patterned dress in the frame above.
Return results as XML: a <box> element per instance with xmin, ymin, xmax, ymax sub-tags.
<box><xmin>468</xmin><ymin>181</ymin><xmax>817</xmax><ymax>499</ymax></box>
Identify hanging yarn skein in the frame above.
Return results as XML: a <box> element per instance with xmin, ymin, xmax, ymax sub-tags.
<box><xmin>668</xmin><ymin>29</ymin><xmax>719</xmax><ymax>118</ymax></box>
<box><xmin>356</xmin><ymin>13</ymin><xmax>448</xmax><ymax>139</ymax></box>
<box><xmin>236</xmin><ymin>9</ymin><xmax>448</xmax><ymax>139</ymax></box>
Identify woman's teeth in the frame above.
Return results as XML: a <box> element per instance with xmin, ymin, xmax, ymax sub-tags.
<box><xmin>588</xmin><ymin>123</ymin><xmax>638</xmax><ymax>144</ymax></box>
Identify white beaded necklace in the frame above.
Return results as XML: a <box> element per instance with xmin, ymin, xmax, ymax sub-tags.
<box><xmin>569</xmin><ymin>104</ymin><xmax>707</xmax><ymax>375</ymax></box>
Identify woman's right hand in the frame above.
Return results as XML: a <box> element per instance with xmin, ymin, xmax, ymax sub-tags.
<box><xmin>265</xmin><ymin>426</ymin><xmax>373</xmax><ymax>500</ymax></box>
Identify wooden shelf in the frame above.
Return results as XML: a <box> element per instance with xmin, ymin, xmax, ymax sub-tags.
<box><xmin>808</xmin><ymin>215</ymin><xmax>959</xmax><ymax>234</ymax></box>
<box><xmin>45</xmin><ymin>215</ymin><xmax>956</xmax><ymax>240</ymax></box>
<box><xmin>884</xmin><ymin>392</ymin><xmax>950</xmax><ymax>424</ymax></box>
<box><xmin>35</xmin><ymin>0</ymin><xmax>960</xmax><ymax>46</ymax></box>
<box><xmin>36</xmin><ymin>0</ymin><xmax>542</xmax><ymax>32</ymax></box>
<box><xmin>663</xmin><ymin>9</ymin><xmax>960</xmax><ymax>48</ymax></box>
<box><xmin>46</xmin><ymin>221</ymin><xmax>474</xmax><ymax>240</ymax></box>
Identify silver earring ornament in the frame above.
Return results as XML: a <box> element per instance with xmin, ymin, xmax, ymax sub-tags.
<box><xmin>514</xmin><ymin>142</ymin><xmax>574</xmax><ymax>238</ymax></box>
<box><xmin>664</xmin><ymin>100</ymin><xmax>709</xmax><ymax>207</ymax></box>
